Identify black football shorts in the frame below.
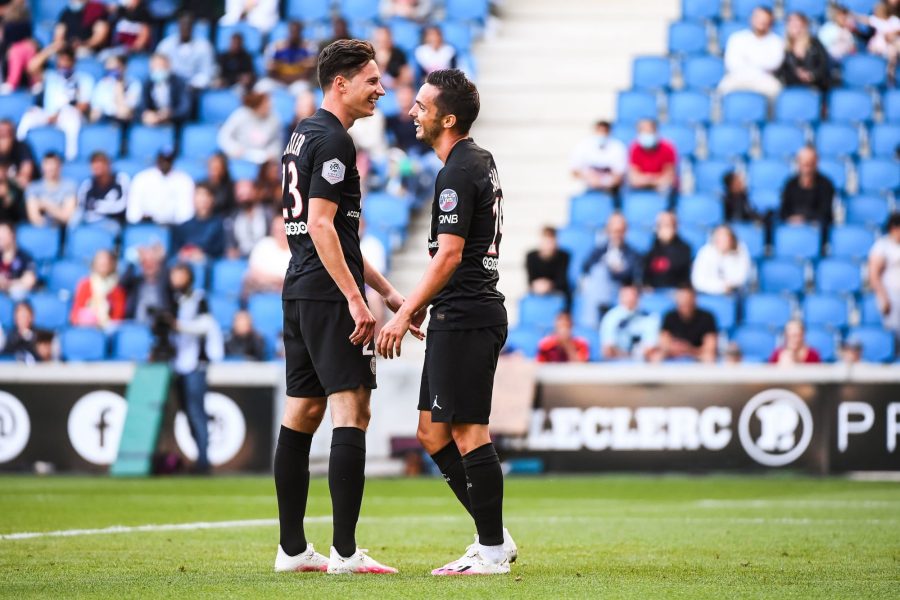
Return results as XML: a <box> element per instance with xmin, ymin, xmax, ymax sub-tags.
<box><xmin>417</xmin><ymin>325</ymin><xmax>507</xmax><ymax>424</ymax></box>
<box><xmin>283</xmin><ymin>299</ymin><xmax>377</xmax><ymax>398</ymax></box>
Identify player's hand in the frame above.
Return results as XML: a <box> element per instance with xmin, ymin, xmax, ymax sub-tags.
<box><xmin>348</xmin><ymin>296</ymin><xmax>376</xmax><ymax>346</ymax></box>
<box><xmin>376</xmin><ymin>312</ymin><xmax>411</xmax><ymax>359</ymax></box>
<box><xmin>409</xmin><ymin>307</ymin><xmax>427</xmax><ymax>341</ymax></box>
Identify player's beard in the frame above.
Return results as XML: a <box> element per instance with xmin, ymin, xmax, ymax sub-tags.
<box><xmin>419</xmin><ymin>118</ymin><xmax>443</xmax><ymax>147</ymax></box>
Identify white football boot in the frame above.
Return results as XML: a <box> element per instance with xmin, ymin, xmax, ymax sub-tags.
<box><xmin>326</xmin><ymin>547</ymin><xmax>398</xmax><ymax>574</ymax></box>
<box><xmin>475</xmin><ymin>527</ymin><xmax>518</xmax><ymax>564</ymax></box>
<box><xmin>431</xmin><ymin>543</ymin><xmax>510</xmax><ymax>576</ymax></box>
<box><xmin>273</xmin><ymin>543</ymin><xmax>329</xmax><ymax>572</ymax></box>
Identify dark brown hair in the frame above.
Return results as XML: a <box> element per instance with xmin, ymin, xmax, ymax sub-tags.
<box><xmin>317</xmin><ymin>39</ymin><xmax>376</xmax><ymax>90</ymax></box>
<box><xmin>425</xmin><ymin>69</ymin><xmax>480</xmax><ymax>135</ymax></box>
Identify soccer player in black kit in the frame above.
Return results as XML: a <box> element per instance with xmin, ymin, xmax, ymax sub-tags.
<box><xmin>377</xmin><ymin>69</ymin><xmax>517</xmax><ymax>575</ymax></box>
<box><xmin>273</xmin><ymin>39</ymin><xmax>411</xmax><ymax>575</ymax></box>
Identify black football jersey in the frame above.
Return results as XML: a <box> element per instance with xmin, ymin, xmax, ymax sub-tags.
<box><xmin>427</xmin><ymin>138</ymin><xmax>507</xmax><ymax>330</ymax></box>
<box><xmin>281</xmin><ymin>108</ymin><xmax>364</xmax><ymax>301</ymax></box>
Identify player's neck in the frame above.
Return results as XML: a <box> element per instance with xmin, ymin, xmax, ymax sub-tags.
<box><xmin>434</xmin><ymin>133</ymin><xmax>468</xmax><ymax>164</ymax></box>
<box><xmin>320</xmin><ymin>96</ymin><xmax>355</xmax><ymax>130</ymax></box>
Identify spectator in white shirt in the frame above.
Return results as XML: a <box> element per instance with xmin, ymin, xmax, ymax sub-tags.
<box><xmin>818</xmin><ymin>5</ymin><xmax>858</xmax><ymax>60</ymax></box>
<box><xmin>156</xmin><ymin>14</ymin><xmax>216</xmax><ymax>90</ymax></box>
<box><xmin>691</xmin><ymin>225</ymin><xmax>751</xmax><ymax>295</ymax></box>
<box><xmin>226</xmin><ymin>179</ymin><xmax>270</xmax><ymax>257</ymax></box>
<box><xmin>25</xmin><ymin>152</ymin><xmax>77</xmax><ymax>227</ymax></box>
<box><xmin>571</xmin><ymin>120</ymin><xmax>627</xmax><ymax>197</ymax></box>
<box><xmin>126</xmin><ymin>148</ymin><xmax>195</xmax><ymax>225</ymax></box>
<box><xmin>718</xmin><ymin>6</ymin><xmax>784</xmax><ymax>100</ymax></box>
<box><xmin>89</xmin><ymin>54</ymin><xmax>142</xmax><ymax>124</ymax></box>
<box><xmin>220</xmin><ymin>0</ymin><xmax>278</xmax><ymax>34</ymax></box>
<box><xmin>859</xmin><ymin>2</ymin><xmax>900</xmax><ymax>64</ymax></box>
<box><xmin>414</xmin><ymin>26</ymin><xmax>457</xmax><ymax>76</ymax></box>
<box><xmin>244</xmin><ymin>214</ymin><xmax>290</xmax><ymax>295</ymax></box>
<box><xmin>868</xmin><ymin>213</ymin><xmax>900</xmax><ymax>340</ymax></box>
<box><xmin>217</xmin><ymin>91</ymin><xmax>283</xmax><ymax>165</ymax></box>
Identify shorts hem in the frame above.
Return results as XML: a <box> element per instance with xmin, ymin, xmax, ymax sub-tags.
<box><xmin>431</xmin><ymin>413</ymin><xmax>490</xmax><ymax>425</ymax></box>
<box><xmin>286</xmin><ymin>387</ymin><xmax>327</xmax><ymax>399</ymax></box>
<box><xmin>324</xmin><ymin>381</ymin><xmax>377</xmax><ymax>397</ymax></box>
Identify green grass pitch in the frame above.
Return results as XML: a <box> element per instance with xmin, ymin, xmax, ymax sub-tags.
<box><xmin>1</xmin><ymin>475</ymin><xmax>898</xmax><ymax>598</ymax></box>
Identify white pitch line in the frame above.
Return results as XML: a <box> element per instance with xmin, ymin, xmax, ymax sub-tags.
<box><xmin>1</xmin><ymin>518</ymin><xmax>286</xmax><ymax>541</ymax></box>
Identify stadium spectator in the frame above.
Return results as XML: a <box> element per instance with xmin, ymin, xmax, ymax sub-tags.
<box><xmin>89</xmin><ymin>54</ymin><xmax>142</xmax><ymax>124</ymax></box>
<box><xmin>172</xmin><ymin>184</ymin><xmax>226</xmax><ymax>263</ymax></box>
<box><xmin>155</xmin><ymin>14</ymin><xmax>216</xmax><ymax>91</ymax></box>
<box><xmin>722</xmin><ymin>171</ymin><xmax>763</xmax><ymax>223</ymax></box>
<box><xmin>868</xmin><ymin>213</ymin><xmax>900</xmax><ymax>340</ymax></box>
<box><xmin>691</xmin><ymin>225</ymin><xmax>751</xmax><ymax>295</ymax></box>
<box><xmin>385</xmin><ymin>85</ymin><xmax>428</xmax><ymax>154</ymax></box>
<box><xmin>220</xmin><ymin>0</ymin><xmax>278</xmax><ymax>34</ymax></box>
<box><xmin>536</xmin><ymin>312</ymin><xmax>590</xmax><ymax>363</ymax></box>
<box><xmin>200</xmin><ymin>152</ymin><xmax>236</xmax><ymax>216</ymax></box>
<box><xmin>216</xmin><ymin>32</ymin><xmax>256</xmax><ymax>91</ymax></box>
<box><xmin>658</xmin><ymin>286</ymin><xmax>718</xmax><ymax>363</ymax></box>
<box><xmin>599</xmin><ymin>284</ymin><xmax>660</xmax><ymax>361</ymax></box>
<box><xmin>718</xmin><ymin>6</ymin><xmax>784</xmax><ymax>100</ymax></box>
<box><xmin>287</xmin><ymin>89</ymin><xmax>317</xmax><ymax>139</ymax></box>
<box><xmin>70</xmin><ymin>249</ymin><xmax>126</xmax><ymax>328</ymax></box>
<box><xmin>323</xmin><ymin>16</ymin><xmax>352</xmax><ymax>47</ymax></box>
<box><xmin>127</xmin><ymin>148</ymin><xmax>194</xmax><ymax>225</ymax></box>
<box><xmin>581</xmin><ymin>213</ymin><xmax>642</xmax><ymax>324</ymax></box>
<box><xmin>818</xmin><ymin>5</ymin><xmax>858</xmax><ymax>60</ymax></box>
<box><xmin>348</xmin><ymin>103</ymin><xmax>389</xmax><ymax>182</ymax></box>
<box><xmin>780</xmin><ymin>147</ymin><xmax>834</xmax><ymax>231</ymax></box>
<box><xmin>858</xmin><ymin>2</ymin><xmax>900</xmax><ymax>63</ymax></box>
<box><xmin>627</xmin><ymin>119</ymin><xmax>677</xmax><ymax>196</ymax></box>
<box><xmin>20</xmin><ymin>45</ymin><xmax>92</xmax><ymax>159</ymax></box>
<box><xmin>1</xmin><ymin>301</ymin><xmax>53</xmax><ymax>363</ymax></box>
<box><xmin>372</xmin><ymin>25</ymin><xmax>412</xmax><ymax>89</ymax></box>
<box><xmin>526</xmin><ymin>226</ymin><xmax>571</xmax><ymax>306</ymax></box>
<box><xmin>218</xmin><ymin>91</ymin><xmax>284</xmax><ymax>164</ymax></box>
<box><xmin>140</xmin><ymin>53</ymin><xmax>191</xmax><ymax>126</ymax></box>
<box><xmin>1</xmin><ymin>0</ymin><xmax>38</xmax><ymax>92</ymax></box>
<box><xmin>254</xmin><ymin>159</ymin><xmax>282</xmax><ymax>209</ymax></box>
<box><xmin>777</xmin><ymin>13</ymin><xmax>832</xmax><ymax>91</ymax></box>
<box><xmin>121</xmin><ymin>240</ymin><xmax>169</xmax><ymax>323</ymax></box>
<box><xmin>226</xmin><ymin>179</ymin><xmax>269</xmax><ymax>257</ymax></box>
<box><xmin>73</xmin><ymin>151</ymin><xmax>129</xmax><ymax>234</ymax></box>
<box><xmin>0</xmin><ymin>119</ymin><xmax>35</xmax><ymax>188</ymax></box>
<box><xmin>258</xmin><ymin>20</ymin><xmax>317</xmax><ymax>93</ymax></box>
<box><xmin>243</xmin><ymin>214</ymin><xmax>290</xmax><ymax>295</ymax></box>
<box><xmin>25</xmin><ymin>152</ymin><xmax>77</xmax><ymax>228</ymax></box>
<box><xmin>769</xmin><ymin>320</ymin><xmax>821</xmax><ymax>365</ymax></box>
<box><xmin>53</xmin><ymin>0</ymin><xmax>109</xmax><ymax>55</ymax></box>
<box><xmin>381</xmin><ymin>0</ymin><xmax>433</xmax><ymax>21</ymax></box>
<box><xmin>0</xmin><ymin>158</ymin><xmax>26</xmax><ymax>224</ymax></box>
<box><xmin>359</xmin><ymin>216</ymin><xmax>389</xmax><ymax>326</ymax></box>
<box><xmin>224</xmin><ymin>309</ymin><xmax>266</xmax><ymax>361</ymax></box>
<box><xmin>643</xmin><ymin>212</ymin><xmax>692</xmax><ymax>290</ymax></box>
<box><xmin>840</xmin><ymin>336</ymin><xmax>863</xmax><ymax>365</ymax></box>
<box><xmin>0</xmin><ymin>222</ymin><xmax>36</xmax><ymax>299</ymax></box>
<box><xmin>104</xmin><ymin>0</ymin><xmax>152</xmax><ymax>57</ymax></box>
<box><xmin>414</xmin><ymin>25</ymin><xmax>457</xmax><ymax>75</ymax></box>
<box><xmin>723</xmin><ymin>341</ymin><xmax>743</xmax><ymax>364</ymax></box>
<box><xmin>571</xmin><ymin>120</ymin><xmax>627</xmax><ymax>198</ymax></box>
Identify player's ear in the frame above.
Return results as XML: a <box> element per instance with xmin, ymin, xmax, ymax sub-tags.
<box><xmin>334</xmin><ymin>74</ymin><xmax>347</xmax><ymax>93</ymax></box>
<box><xmin>443</xmin><ymin>114</ymin><xmax>457</xmax><ymax>130</ymax></box>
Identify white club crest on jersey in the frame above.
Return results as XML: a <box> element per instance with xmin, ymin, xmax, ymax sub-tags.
<box><xmin>322</xmin><ymin>158</ymin><xmax>346</xmax><ymax>185</ymax></box>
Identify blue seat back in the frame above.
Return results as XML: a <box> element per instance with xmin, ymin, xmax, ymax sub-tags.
<box><xmin>285</xmin><ymin>0</ymin><xmax>331</xmax><ymax>21</ymax></box>
<box><xmin>732</xmin><ymin>222</ymin><xmax>765</xmax><ymax>259</ymax></box>
<box><xmin>215</xmin><ymin>23</ymin><xmax>263</xmax><ymax>54</ymax></box>
<box><xmin>199</xmin><ymin>90</ymin><xmax>241</xmax><ymax>124</ymax></box>
<box><xmin>816</xmin><ymin>258</ymin><xmax>861</xmax><ymax>294</ymax></box>
<box><xmin>744</xmin><ymin>293</ymin><xmax>792</xmax><ymax>329</ymax></box>
<box><xmin>47</xmin><ymin>260</ymin><xmax>89</xmax><ymax>295</ymax></box>
<box><xmin>209</xmin><ymin>295</ymin><xmax>239</xmax><ymax>331</ymax></box>
<box><xmin>748</xmin><ymin>159</ymin><xmax>792</xmax><ymax>193</ymax></box>
<box><xmin>805</xmin><ymin>327</ymin><xmax>837</xmax><ymax>362</ymax></box>
<box><xmin>569</xmin><ymin>192</ymin><xmax>614</xmax><ymax>229</ymax></box>
<box><xmin>180</xmin><ymin>124</ymin><xmax>220</xmax><ymax>161</ymax></box>
<box><xmin>842</xmin><ymin>55</ymin><xmax>887</xmax><ymax>88</ymax></box>
<box><xmin>761</xmin><ymin>123</ymin><xmax>806</xmax><ymax>159</ymax></box>
<box><xmin>0</xmin><ymin>294</ymin><xmax>13</xmax><ymax>330</ymax></box>
<box><xmin>858</xmin><ymin>159</ymin><xmax>900</xmax><ymax>194</ymax></box>
<box><xmin>848</xmin><ymin>327</ymin><xmax>896</xmax><ymax>362</ymax></box>
<box><xmin>773</xmin><ymin>224</ymin><xmax>821</xmax><ymax>260</ymax></box>
<box><xmin>829</xmin><ymin>224</ymin><xmax>875</xmax><ymax>261</ymax></box>
<box><xmin>693</xmin><ymin>159</ymin><xmax>733</xmax><ymax>194</ymax></box>
<box><xmin>682</xmin><ymin>56</ymin><xmax>723</xmax><ymax>90</ymax></box>
<box><xmin>78</xmin><ymin>124</ymin><xmax>122</xmax><ymax>159</ymax></box>
<box><xmin>519</xmin><ymin>294</ymin><xmax>565</xmax><ymax>330</ymax></box>
<box><xmin>682</xmin><ymin>0</ymin><xmax>720</xmax><ymax>20</ymax></box>
<box><xmin>247</xmin><ymin>293</ymin><xmax>284</xmax><ymax>339</ymax></box>
<box><xmin>29</xmin><ymin>292</ymin><xmax>69</xmax><ymax>330</ymax></box>
<box><xmin>111</xmin><ymin>323</ymin><xmax>153</xmax><ymax>361</ymax></box>
<box><xmin>128</xmin><ymin>125</ymin><xmax>175</xmax><ymax>160</ymax></box>
<box><xmin>775</xmin><ymin>88</ymin><xmax>820</xmax><ymax>124</ymax></box>
<box><xmin>60</xmin><ymin>327</ymin><xmax>107</xmax><ymax>361</ymax></box>
<box><xmin>802</xmin><ymin>294</ymin><xmax>848</xmax><ymax>329</ymax></box>
<box><xmin>697</xmin><ymin>293</ymin><xmax>737</xmax><ymax>330</ymax></box>
<box><xmin>669</xmin><ymin>21</ymin><xmax>707</xmax><ymax>55</ymax></box>
<box><xmin>828</xmin><ymin>90</ymin><xmax>873</xmax><ymax>123</ymax></box>
<box><xmin>445</xmin><ymin>0</ymin><xmax>489</xmax><ymax>21</ymax></box>
<box><xmin>65</xmin><ymin>226</ymin><xmax>116</xmax><ymax>262</ymax></box>
<box><xmin>505</xmin><ymin>325</ymin><xmax>543</xmax><ymax>359</ymax></box>
<box><xmin>623</xmin><ymin>192</ymin><xmax>667</xmax><ymax>229</ymax></box>
<box><xmin>815</xmin><ymin>123</ymin><xmax>859</xmax><ymax>159</ymax></box>
<box><xmin>0</xmin><ymin>92</ymin><xmax>34</xmax><ymax>122</ymax></box>
<box><xmin>722</xmin><ymin>92</ymin><xmax>767</xmax><ymax>125</ymax></box>
<box><xmin>26</xmin><ymin>126</ymin><xmax>66</xmax><ymax>159</ymax></box>
<box><xmin>732</xmin><ymin>325</ymin><xmax>777</xmax><ymax>361</ymax></box>
<box><xmin>708</xmin><ymin>124</ymin><xmax>751</xmax><ymax>159</ymax></box>
<box><xmin>870</xmin><ymin>124</ymin><xmax>900</xmax><ymax>159</ymax></box>
<box><xmin>676</xmin><ymin>193</ymin><xmax>722</xmax><ymax>228</ymax></box>
<box><xmin>616</xmin><ymin>91</ymin><xmax>657</xmax><ymax>124</ymax></box>
<box><xmin>659</xmin><ymin>124</ymin><xmax>697</xmax><ymax>157</ymax></box>
<box><xmin>759</xmin><ymin>259</ymin><xmax>805</xmax><ymax>294</ymax></box>
<box><xmin>668</xmin><ymin>91</ymin><xmax>711</xmax><ymax>125</ymax></box>
<box><xmin>211</xmin><ymin>259</ymin><xmax>248</xmax><ymax>297</ymax></box>
<box><xmin>632</xmin><ymin>57</ymin><xmax>671</xmax><ymax>91</ymax></box>
<box><xmin>732</xmin><ymin>0</ymin><xmax>774</xmax><ymax>20</ymax></box>
<box><xmin>845</xmin><ymin>195</ymin><xmax>889</xmax><ymax>227</ymax></box>
<box><xmin>16</xmin><ymin>225</ymin><xmax>60</xmax><ymax>262</ymax></box>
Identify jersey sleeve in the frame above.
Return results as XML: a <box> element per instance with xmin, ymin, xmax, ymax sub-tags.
<box><xmin>433</xmin><ymin>165</ymin><xmax>475</xmax><ymax>238</ymax></box>
<box><xmin>307</xmin><ymin>131</ymin><xmax>354</xmax><ymax>203</ymax></box>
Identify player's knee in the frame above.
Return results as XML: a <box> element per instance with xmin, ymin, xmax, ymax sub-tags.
<box><xmin>416</xmin><ymin>425</ymin><xmax>447</xmax><ymax>454</ymax></box>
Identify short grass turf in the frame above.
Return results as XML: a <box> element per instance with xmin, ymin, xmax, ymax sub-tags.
<box><xmin>1</xmin><ymin>475</ymin><xmax>898</xmax><ymax>599</ymax></box>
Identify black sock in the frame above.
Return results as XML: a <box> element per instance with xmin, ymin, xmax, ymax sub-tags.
<box><xmin>329</xmin><ymin>427</ymin><xmax>366</xmax><ymax>558</ymax></box>
<box><xmin>462</xmin><ymin>443</ymin><xmax>504</xmax><ymax>547</ymax></box>
<box><xmin>274</xmin><ymin>425</ymin><xmax>313</xmax><ymax>556</ymax></box>
<box><xmin>431</xmin><ymin>441</ymin><xmax>473</xmax><ymax>517</ymax></box>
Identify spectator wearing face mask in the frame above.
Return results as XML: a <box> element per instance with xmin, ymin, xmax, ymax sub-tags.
<box><xmin>643</xmin><ymin>211</ymin><xmax>692</xmax><ymax>290</ymax></box>
<box><xmin>627</xmin><ymin>119</ymin><xmax>677</xmax><ymax>198</ymax></box>
<box><xmin>140</xmin><ymin>53</ymin><xmax>191</xmax><ymax>127</ymax></box>
<box><xmin>89</xmin><ymin>54</ymin><xmax>142</xmax><ymax>124</ymax></box>
<box><xmin>571</xmin><ymin>120</ymin><xmax>628</xmax><ymax>200</ymax></box>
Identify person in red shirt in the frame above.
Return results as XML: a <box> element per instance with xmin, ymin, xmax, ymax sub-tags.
<box><xmin>536</xmin><ymin>312</ymin><xmax>590</xmax><ymax>363</ymax></box>
<box><xmin>627</xmin><ymin>119</ymin><xmax>678</xmax><ymax>195</ymax></box>
<box><xmin>70</xmin><ymin>249</ymin><xmax>127</xmax><ymax>328</ymax></box>
<box><xmin>769</xmin><ymin>320</ymin><xmax>822</xmax><ymax>365</ymax></box>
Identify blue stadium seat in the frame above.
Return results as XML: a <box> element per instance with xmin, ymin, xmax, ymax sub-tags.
<box><xmin>785</xmin><ymin>0</ymin><xmax>827</xmax><ymax>19</ymax></box>
<box><xmin>569</xmin><ymin>192</ymin><xmax>614</xmax><ymax>229</ymax></box>
<box><xmin>65</xmin><ymin>226</ymin><xmax>116</xmax><ymax>263</ymax></box>
<box><xmin>870</xmin><ymin>124</ymin><xmax>900</xmax><ymax>159</ymax></box>
<box><xmin>210</xmin><ymin>259</ymin><xmax>248</xmax><ymax>297</ymax></box>
<box><xmin>682</xmin><ymin>0</ymin><xmax>720</xmax><ymax>20</ymax></box>
<box><xmin>611</xmin><ymin>123</ymin><xmax>636</xmax><ymax>145</ymax></box>
<box><xmin>622</xmin><ymin>192</ymin><xmax>667</xmax><ymax>229</ymax></box>
<box><xmin>616</xmin><ymin>91</ymin><xmax>658</xmax><ymax>124</ymax></box>
<box><xmin>173</xmin><ymin>159</ymin><xmax>207</xmax><ymax>182</ymax></box>
<box><xmin>731</xmin><ymin>222</ymin><xmax>765</xmax><ymax>259</ymax></box>
<box><xmin>747</xmin><ymin>159</ymin><xmax>792</xmax><ymax>193</ymax></box>
<box><xmin>749</xmin><ymin>189</ymin><xmax>780</xmax><ymax>214</ymax></box>
<box><xmin>845</xmin><ymin>195</ymin><xmax>890</xmax><ymax>228</ymax></box>
<box><xmin>659</xmin><ymin>124</ymin><xmax>697</xmax><ymax>157</ymax></box>
<box><xmin>707</xmin><ymin>124</ymin><xmax>751</xmax><ymax>159</ymax></box>
<box><xmin>732</xmin><ymin>0</ymin><xmax>774</xmax><ymax>20</ymax></box>
<box><xmin>285</xmin><ymin>0</ymin><xmax>331</xmax><ymax>21</ymax></box>
<box><xmin>693</xmin><ymin>159</ymin><xmax>733</xmax><ymax>194</ymax></box>
<box><xmin>722</xmin><ymin>92</ymin><xmax>768</xmax><ymax>125</ymax></box>
<box><xmin>744</xmin><ymin>293</ymin><xmax>792</xmax><ymax>329</ymax></box>
<box><xmin>505</xmin><ymin>325</ymin><xmax>543</xmax><ymax>359</ymax></box>
<box><xmin>680</xmin><ymin>224</ymin><xmax>708</xmax><ymax>255</ymax></box>
<box><xmin>199</xmin><ymin>90</ymin><xmax>241</xmax><ymax>124</ymax></box>
<box><xmin>60</xmin><ymin>327</ymin><xmax>107</xmax><ymax>361</ymax></box>
<box><xmin>815</xmin><ymin>123</ymin><xmax>858</xmax><ymax>159</ymax></box>
<box><xmin>828</xmin><ymin>90</ymin><xmax>873</xmax><ymax>123</ymax></box>
<box><xmin>124</xmin><ymin>53</ymin><xmax>150</xmax><ymax>81</ymax></box>
<box><xmin>625</xmin><ymin>228</ymin><xmax>654</xmax><ymax>254</ymax></box>
<box><xmin>208</xmin><ymin>295</ymin><xmax>239</xmax><ymax>331</ymax></box>
<box><xmin>817</xmin><ymin>158</ymin><xmax>846</xmax><ymax>193</ymax></box>
<box><xmin>759</xmin><ymin>258</ymin><xmax>805</xmax><ymax>294</ymax></box>
<box><xmin>829</xmin><ymin>224</ymin><xmax>875</xmax><ymax>261</ymax></box>
<box><xmin>676</xmin><ymin>193</ymin><xmax>723</xmax><ymax>228</ymax></box>
<box><xmin>842</xmin><ymin>55</ymin><xmax>888</xmax><ymax>89</ymax></box>
<box><xmin>669</xmin><ymin>21</ymin><xmax>707</xmax><ymax>55</ymax></box>
<box><xmin>858</xmin><ymin>159</ymin><xmax>900</xmax><ymax>194</ymax></box>
<box><xmin>632</xmin><ymin>57</ymin><xmax>671</xmax><ymax>91</ymax></box>
<box><xmin>389</xmin><ymin>18</ymin><xmax>422</xmax><ymax>54</ymax></box>
<box><xmin>442</xmin><ymin>21</ymin><xmax>473</xmax><ymax>52</ymax></box>
<box><xmin>364</xmin><ymin>194</ymin><xmax>410</xmax><ymax>230</ymax></box>
<box><xmin>180</xmin><ymin>124</ymin><xmax>219</xmax><ymax>161</ymax></box>
<box><xmin>805</xmin><ymin>327</ymin><xmax>837</xmax><ymax>362</ymax></box>
<box><xmin>34</xmin><ymin>0</ymin><xmax>68</xmax><ymax>22</ymax></box>
<box><xmin>682</xmin><ymin>56</ymin><xmax>724</xmax><ymax>91</ymax></box>
<box><xmin>229</xmin><ymin>159</ymin><xmax>259</xmax><ymax>181</ymax></box>
<box><xmin>446</xmin><ymin>0</ymin><xmax>489</xmax><ymax>21</ymax></box>
<box><xmin>47</xmin><ymin>260</ymin><xmax>89</xmax><ymax>295</ymax></box>
<box><xmin>16</xmin><ymin>224</ymin><xmax>60</xmax><ymax>262</ymax></box>
<box><xmin>848</xmin><ymin>326</ymin><xmax>896</xmax><ymax>362</ymax></box>
<box><xmin>816</xmin><ymin>258</ymin><xmax>861</xmax><ymax>294</ymax></box>
<box><xmin>127</xmin><ymin>125</ymin><xmax>175</xmax><ymax>159</ymax></box>
<box><xmin>859</xmin><ymin>293</ymin><xmax>883</xmax><ymax>326</ymax></box>
<box><xmin>0</xmin><ymin>92</ymin><xmax>34</xmax><ymax>123</ymax></box>
<box><xmin>774</xmin><ymin>88</ymin><xmax>820</xmax><ymax>125</ymax></box>
<box><xmin>519</xmin><ymin>294</ymin><xmax>565</xmax><ymax>330</ymax></box>
<box><xmin>269</xmin><ymin>89</ymin><xmax>296</xmax><ymax>125</ymax></box>
<box><xmin>0</xmin><ymin>294</ymin><xmax>12</xmax><ymax>330</ymax></box>
<box><xmin>885</xmin><ymin>90</ymin><xmax>900</xmax><ymax>123</ymax></box>
<box><xmin>761</xmin><ymin>123</ymin><xmax>806</xmax><ymax>159</ymax></box>
<box><xmin>639</xmin><ymin>290</ymin><xmax>675</xmax><ymax>316</ymax></box>
<box><xmin>717</xmin><ymin>20</ymin><xmax>745</xmax><ymax>52</ymax></box>
<box><xmin>162</xmin><ymin>19</ymin><xmax>210</xmax><ymax>41</ymax></box>
<box><xmin>112</xmin><ymin>158</ymin><xmax>145</xmax><ymax>177</ymax></box>
<box><xmin>697</xmin><ymin>294</ymin><xmax>736</xmax><ymax>330</ymax></box>
<box><xmin>557</xmin><ymin>227</ymin><xmax>595</xmax><ymax>263</ymax></box>
<box><xmin>247</xmin><ymin>293</ymin><xmax>283</xmax><ymax>339</ymax></box>
<box><xmin>667</xmin><ymin>91</ymin><xmax>711</xmax><ymax>125</ymax></box>
<box><xmin>802</xmin><ymin>293</ymin><xmax>849</xmax><ymax>330</ymax></box>
<box><xmin>842</xmin><ymin>0</ymin><xmax>878</xmax><ymax>13</ymax></box>
<box><xmin>572</xmin><ymin>326</ymin><xmax>602</xmax><ymax>362</ymax></box>
<box><xmin>732</xmin><ymin>325</ymin><xmax>777</xmax><ymax>362</ymax></box>
<box><xmin>26</xmin><ymin>126</ymin><xmax>66</xmax><ymax>159</ymax></box>
<box><xmin>78</xmin><ymin>124</ymin><xmax>122</xmax><ymax>159</ymax></box>
<box><xmin>75</xmin><ymin>57</ymin><xmax>104</xmax><ymax>80</ymax></box>
<box><xmin>29</xmin><ymin>292</ymin><xmax>69</xmax><ymax>330</ymax></box>
<box><xmin>122</xmin><ymin>223</ymin><xmax>171</xmax><ymax>255</ymax></box>
<box><xmin>215</xmin><ymin>23</ymin><xmax>263</xmax><ymax>53</ymax></box>
<box><xmin>111</xmin><ymin>322</ymin><xmax>153</xmax><ymax>361</ymax></box>
<box><xmin>774</xmin><ymin>224</ymin><xmax>821</xmax><ymax>261</ymax></box>
<box><xmin>339</xmin><ymin>0</ymin><xmax>380</xmax><ymax>21</ymax></box>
